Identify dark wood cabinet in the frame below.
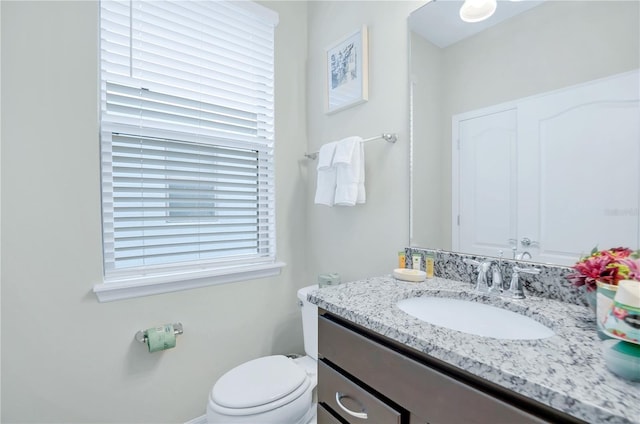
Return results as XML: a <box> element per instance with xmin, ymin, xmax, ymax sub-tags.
<box><xmin>317</xmin><ymin>311</ymin><xmax>583</xmax><ymax>424</ymax></box>
<box><xmin>318</xmin><ymin>360</ymin><xmax>402</xmax><ymax>423</ymax></box>
<box><xmin>317</xmin><ymin>403</ymin><xmax>344</xmax><ymax>424</ymax></box>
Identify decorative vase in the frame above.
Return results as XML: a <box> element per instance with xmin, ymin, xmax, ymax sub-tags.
<box><xmin>602</xmin><ymin>339</ymin><xmax>640</xmax><ymax>381</ymax></box>
<box><xmin>596</xmin><ymin>281</ymin><xmax>618</xmax><ymax>340</ymax></box>
<box><xmin>585</xmin><ymin>288</ymin><xmax>597</xmax><ymax>313</ymax></box>
<box><xmin>601</xmin><ymin>280</ymin><xmax>640</xmax><ymax>344</ymax></box>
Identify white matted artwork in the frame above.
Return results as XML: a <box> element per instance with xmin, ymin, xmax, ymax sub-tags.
<box><xmin>325</xmin><ymin>26</ymin><xmax>369</xmax><ymax>114</ymax></box>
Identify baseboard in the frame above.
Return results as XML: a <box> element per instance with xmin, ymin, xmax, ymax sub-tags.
<box><xmin>184</xmin><ymin>414</ymin><xmax>207</xmax><ymax>424</ymax></box>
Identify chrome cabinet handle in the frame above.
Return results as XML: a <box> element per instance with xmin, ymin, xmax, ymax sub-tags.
<box><xmin>520</xmin><ymin>237</ymin><xmax>539</xmax><ymax>247</ymax></box>
<box><xmin>335</xmin><ymin>392</ymin><xmax>368</xmax><ymax>419</ymax></box>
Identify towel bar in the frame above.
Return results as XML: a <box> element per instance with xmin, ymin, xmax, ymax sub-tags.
<box><xmin>304</xmin><ymin>133</ymin><xmax>397</xmax><ymax>160</ymax></box>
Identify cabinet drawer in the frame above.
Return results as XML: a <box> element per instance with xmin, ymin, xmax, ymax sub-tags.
<box><xmin>318</xmin><ymin>360</ymin><xmax>402</xmax><ymax>424</ymax></box>
<box><xmin>317</xmin><ymin>403</ymin><xmax>344</xmax><ymax>424</ymax></box>
<box><xmin>319</xmin><ymin>314</ymin><xmax>547</xmax><ymax>424</ymax></box>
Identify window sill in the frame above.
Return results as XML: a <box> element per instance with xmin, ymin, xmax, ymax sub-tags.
<box><xmin>93</xmin><ymin>261</ymin><xmax>286</xmax><ymax>302</ymax></box>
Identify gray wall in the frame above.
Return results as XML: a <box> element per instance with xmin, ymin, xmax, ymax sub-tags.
<box><xmin>306</xmin><ymin>1</ymin><xmax>422</xmax><ymax>283</ymax></box>
<box><xmin>409</xmin><ymin>31</ymin><xmax>444</xmax><ymax>249</ymax></box>
<box><xmin>1</xmin><ymin>1</ymin><xmax>309</xmax><ymax>422</ymax></box>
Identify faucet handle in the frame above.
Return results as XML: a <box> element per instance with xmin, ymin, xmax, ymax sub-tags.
<box><xmin>464</xmin><ymin>258</ymin><xmax>482</xmax><ymax>267</ymax></box>
<box><xmin>505</xmin><ymin>266</ymin><xmax>540</xmax><ymax>299</ymax></box>
<box><xmin>464</xmin><ymin>258</ymin><xmax>492</xmax><ymax>272</ymax></box>
<box><xmin>520</xmin><ymin>237</ymin><xmax>539</xmax><ymax>248</ymax></box>
<box><xmin>464</xmin><ymin>258</ymin><xmax>492</xmax><ymax>293</ymax></box>
<box><xmin>514</xmin><ymin>266</ymin><xmax>540</xmax><ymax>275</ymax></box>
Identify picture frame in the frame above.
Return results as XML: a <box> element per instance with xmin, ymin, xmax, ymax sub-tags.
<box><xmin>325</xmin><ymin>26</ymin><xmax>369</xmax><ymax>114</ymax></box>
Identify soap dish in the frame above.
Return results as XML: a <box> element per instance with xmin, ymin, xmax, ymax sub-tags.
<box><xmin>393</xmin><ymin>268</ymin><xmax>426</xmax><ymax>282</ymax></box>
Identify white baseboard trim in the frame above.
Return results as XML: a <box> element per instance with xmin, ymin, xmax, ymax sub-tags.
<box><xmin>184</xmin><ymin>414</ymin><xmax>207</xmax><ymax>424</ymax></box>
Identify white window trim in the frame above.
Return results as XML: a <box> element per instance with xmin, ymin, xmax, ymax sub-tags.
<box><xmin>95</xmin><ymin>0</ymin><xmax>280</xmax><ymax>302</ymax></box>
<box><xmin>94</xmin><ymin>261</ymin><xmax>285</xmax><ymax>302</ymax></box>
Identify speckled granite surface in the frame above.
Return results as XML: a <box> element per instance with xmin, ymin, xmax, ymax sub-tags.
<box><xmin>309</xmin><ymin>276</ymin><xmax>640</xmax><ymax>423</ymax></box>
<box><xmin>406</xmin><ymin>248</ymin><xmax>585</xmax><ymax>305</ymax></box>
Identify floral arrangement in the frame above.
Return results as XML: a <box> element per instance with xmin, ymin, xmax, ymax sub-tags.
<box><xmin>567</xmin><ymin>247</ymin><xmax>640</xmax><ymax>292</ymax></box>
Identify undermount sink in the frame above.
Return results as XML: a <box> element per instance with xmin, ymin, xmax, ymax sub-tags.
<box><xmin>397</xmin><ymin>297</ymin><xmax>555</xmax><ymax>340</ymax></box>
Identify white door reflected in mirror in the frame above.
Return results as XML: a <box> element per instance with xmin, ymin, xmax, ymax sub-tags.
<box><xmin>453</xmin><ymin>71</ymin><xmax>639</xmax><ymax>266</ymax></box>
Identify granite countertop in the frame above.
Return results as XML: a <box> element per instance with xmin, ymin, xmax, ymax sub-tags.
<box><xmin>308</xmin><ymin>276</ymin><xmax>640</xmax><ymax>424</ymax></box>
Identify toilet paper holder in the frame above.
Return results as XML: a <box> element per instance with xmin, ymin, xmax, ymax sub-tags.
<box><xmin>135</xmin><ymin>322</ymin><xmax>184</xmax><ymax>344</ymax></box>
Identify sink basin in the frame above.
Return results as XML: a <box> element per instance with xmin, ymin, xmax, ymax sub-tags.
<box><xmin>397</xmin><ymin>297</ymin><xmax>555</xmax><ymax>340</ymax></box>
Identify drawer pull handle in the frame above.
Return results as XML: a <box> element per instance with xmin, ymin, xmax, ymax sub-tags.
<box><xmin>335</xmin><ymin>392</ymin><xmax>368</xmax><ymax>420</ymax></box>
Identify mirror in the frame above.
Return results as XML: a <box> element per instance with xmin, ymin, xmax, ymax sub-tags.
<box><xmin>409</xmin><ymin>0</ymin><xmax>640</xmax><ymax>266</ymax></box>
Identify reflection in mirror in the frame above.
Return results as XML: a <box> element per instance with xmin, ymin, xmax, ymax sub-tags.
<box><xmin>409</xmin><ymin>0</ymin><xmax>640</xmax><ymax>266</ymax></box>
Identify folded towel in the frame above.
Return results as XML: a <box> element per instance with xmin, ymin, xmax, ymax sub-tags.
<box><xmin>356</xmin><ymin>140</ymin><xmax>365</xmax><ymax>204</ymax></box>
<box><xmin>334</xmin><ymin>136</ymin><xmax>365</xmax><ymax>206</ymax></box>
<box><xmin>317</xmin><ymin>141</ymin><xmax>336</xmax><ymax>171</ymax></box>
<box><xmin>314</xmin><ymin>142</ymin><xmax>338</xmax><ymax>206</ymax></box>
<box><xmin>333</xmin><ymin>136</ymin><xmax>358</xmax><ymax>165</ymax></box>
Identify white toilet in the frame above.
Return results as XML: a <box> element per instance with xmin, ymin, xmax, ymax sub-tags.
<box><xmin>206</xmin><ymin>285</ymin><xmax>319</xmax><ymax>424</ymax></box>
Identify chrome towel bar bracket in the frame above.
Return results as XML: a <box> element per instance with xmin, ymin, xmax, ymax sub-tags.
<box><xmin>304</xmin><ymin>132</ymin><xmax>397</xmax><ymax>160</ymax></box>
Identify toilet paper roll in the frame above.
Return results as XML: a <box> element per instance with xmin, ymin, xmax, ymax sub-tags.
<box><xmin>317</xmin><ymin>273</ymin><xmax>341</xmax><ymax>287</ymax></box>
<box><xmin>145</xmin><ymin>324</ymin><xmax>176</xmax><ymax>353</ymax></box>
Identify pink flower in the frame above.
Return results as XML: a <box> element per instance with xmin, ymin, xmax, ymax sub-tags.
<box><xmin>619</xmin><ymin>257</ymin><xmax>640</xmax><ymax>280</ymax></box>
<box><xmin>566</xmin><ymin>247</ymin><xmax>639</xmax><ymax>292</ymax></box>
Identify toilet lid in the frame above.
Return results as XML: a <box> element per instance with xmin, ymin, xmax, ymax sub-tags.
<box><xmin>212</xmin><ymin>355</ymin><xmax>307</xmax><ymax>409</ymax></box>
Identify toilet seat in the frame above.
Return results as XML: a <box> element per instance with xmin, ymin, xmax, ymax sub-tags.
<box><xmin>209</xmin><ymin>355</ymin><xmax>311</xmax><ymax>416</ymax></box>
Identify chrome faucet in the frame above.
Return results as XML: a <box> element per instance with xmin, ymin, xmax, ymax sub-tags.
<box><xmin>466</xmin><ymin>254</ymin><xmax>540</xmax><ymax>299</ymax></box>
<box><xmin>488</xmin><ymin>262</ymin><xmax>504</xmax><ymax>295</ymax></box>
<box><xmin>516</xmin><ymin>251</ymin><xmax>532</xmax><ymax>260</ymax></box>
<box><xmin>464</xmin><ymin>258</ymin><xmax>493</xmax><ymax>293</ymax></box>
<box><xmin>509</xmin><ymin>238</ymin><xmax>537</xmax><ymax>260</ymax></box>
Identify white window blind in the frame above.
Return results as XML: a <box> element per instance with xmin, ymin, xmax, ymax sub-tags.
<box><xmin>99</xmin><ymin>0</ymin><xmax>279</xmax><ymax>282</ymax></box>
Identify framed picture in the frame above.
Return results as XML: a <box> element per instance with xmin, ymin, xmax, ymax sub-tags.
<box><xmin>325</xmin><ymin>26</ymin><xmax>369</xmax><ymax>114</ymax></box>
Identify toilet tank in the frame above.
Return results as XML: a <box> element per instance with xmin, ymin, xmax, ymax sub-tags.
<box><xmin>297</xmin><ymin>284</ymin><xmax>318</xmax><ymax>360</ymax></box>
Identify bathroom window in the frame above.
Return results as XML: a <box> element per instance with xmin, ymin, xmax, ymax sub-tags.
<box><xmin>95</xmin><ymin>0</ymin><xmax>281</xmax><ymax>301</ymax></box>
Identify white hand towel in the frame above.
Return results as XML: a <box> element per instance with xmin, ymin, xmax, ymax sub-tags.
<box><xmin>355</xmin><ymin>140</ymin><xmax>365</xmax><ymax>204</ymax></box>
<box><xmin>334</xmin><ymin>136</ymin><xmax>365</xmax><ymax>206</ymax></box>
<box><xmin>314</xmin><ymin>141</ymin><xmax>338</xmax><ymax>206</ymax></box>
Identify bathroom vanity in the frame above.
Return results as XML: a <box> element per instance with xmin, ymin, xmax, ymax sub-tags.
<box><xmin>309</xmin><ymin>277</ymin><xmax>640</xmax><ymax>424</ymax></box>
<box><xmin>318</xmin><ymin>312</ymin><xmax>560</xmax><ymax>423</ymax></box>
